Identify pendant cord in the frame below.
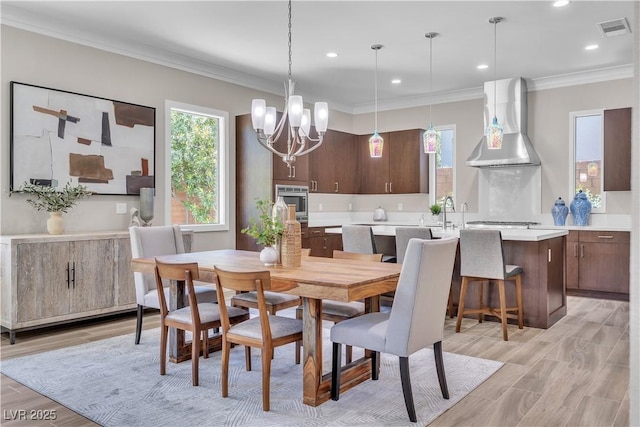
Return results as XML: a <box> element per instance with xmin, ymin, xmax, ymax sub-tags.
<box><xmin>288</xmin><ymin>0</ymin><xmax>292</xmax><ymax>80</ymax></box>
<box><xmin>429</xmin><ymin>36</ymin><xmax>433</xmax><ymax>126</ymax></box>
<box><xmin>374</xmin><ymin>48</ymin><xmax>379</xmax><ymax>131</ymax></box>
<box><xmin>493</xmin><ymin>19</ymin><xmax>497</xmax><ymax>118</ymax></box>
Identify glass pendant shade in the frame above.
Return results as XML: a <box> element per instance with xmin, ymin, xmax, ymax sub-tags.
<box><xmin>264</xmin><ymin>107</ymin><xmax>277</xmax><ymax>136</ymax></box>
<box><xmin>314</xmin><ymin>102</ymin><xmax>328</xmax><ymax>133</ymax></box>
<box><xmin>423</xmin><ymin>124</ymin><xmax>439</xmax><ymax>154</ymax></box>
<box><xmin>288</xmin><ymin>95</ymin><xmax>303</xmax><ymax>127</ymax></box>
<box><xmin>369</xmin><ymin>131</ymin><xmax>384</xmax><ymax>158</ymax></box>
<box><xmin>299</xmin><ymin>109</ymin><xmax>311</xmax><ymax>137</ymax></box>
<box><xmin>251</xmin><ymin>99</ymin><xmax>266</xmax><ymax>130</ymax></box>
<box><xmin>486</xmin><ymin>116</ymin><xmax>504</xmax><ymax>149</ymax></box>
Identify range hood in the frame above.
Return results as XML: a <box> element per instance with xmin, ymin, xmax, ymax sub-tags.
<box><xmin>466</xmin><ymin>77</ymin><xmax>541</xmax><ymax>168</ymax></box>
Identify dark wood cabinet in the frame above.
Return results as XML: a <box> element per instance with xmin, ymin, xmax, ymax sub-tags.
<box><xmin>566</xmin><ymin>230</ymin><xmax>630</xmax><ymax>299</ymax></box>
<box><xmin>309</xmin><ymin>130</ymin><xmax>358</xmax><ymax>194</ymax></box>
<box><xmin>358</xmin><ymin>129</ymin><xmax>428</xmax><ymax>194</ymax></box>
<box><xmin>603</xmin><ymin>107</ymin><xmax>631</xmax><ymax>191</ymax></box>
<box><xmin>303</xmin><ymin>227</ymin><xmax>342</xmax><ymax>257</ymax></box>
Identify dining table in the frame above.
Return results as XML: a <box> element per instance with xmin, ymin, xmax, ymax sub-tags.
<box><xmin>130</xmin><ymin>249</ymin><xmax>402</xmax><ymax>407</ymax></box>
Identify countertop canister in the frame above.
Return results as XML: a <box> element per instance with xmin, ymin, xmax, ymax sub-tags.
<box><xmin>570</xmin><ymin>190</ymin><xmax>592</xmax><ymax>226</ymax></box>
<box><xmin>551</xmin><ymin>197</ymin><xmax>569</xmax><ymax>226</ymax></box>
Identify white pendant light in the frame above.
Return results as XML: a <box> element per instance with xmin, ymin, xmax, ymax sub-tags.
<box><xmin>486</xmin><ymin>17</ymin><xmax>504</xmax><ymax>150</ymax></box>
<box><xmin>369</xmin><ymin>44</ymin><xmax>384</xmax><ymax>158</ymax></box>
<box><xmin>423</xmin><ymin>32</ymin><xmax>440</xmax><ymax>154</ymax></box>
<box><xmin>250</xmin><ymin>0</ymin><xmax>329</xmax><ymax>166</ymax></box>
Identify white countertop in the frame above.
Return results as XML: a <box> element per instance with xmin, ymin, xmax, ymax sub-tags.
<box><xmin>325</xmin><ymin>225</ymin><xmax>568</xmax><ymax>242</ymax></box>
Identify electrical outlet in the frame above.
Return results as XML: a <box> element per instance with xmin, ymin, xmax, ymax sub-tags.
<box><xmin>398</xmin><ymin>203</ymin><xmax>403</xmax><ymax>211</ymax></box>
<box><xmin>318</xmin><ymin>203</ymin><xmax>323</xmax><ymax>211</ymax></box>
<box><xmin>116</xmin><ymin>203</ymin><xmax>127</xmax><ymax>214</ymax></box>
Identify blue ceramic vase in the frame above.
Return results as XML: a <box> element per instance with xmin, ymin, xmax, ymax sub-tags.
<box><xmin>570</xmin><ymin>190</ymin><xmax>592</xmax><ymax>226</ymax></box>
<box><xmin>551</xmin><ymin>197</ymin><xmax>569</xmax><ymax>226</ymax></box>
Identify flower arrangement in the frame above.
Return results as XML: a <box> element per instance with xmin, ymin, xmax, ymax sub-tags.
<box><xmin>429</xmin><ymin>203</ymin><xmax>442</xmax><ymax>216</ymax></box>
<box><xmin>20</xmin><ymin>181</ymin><xmax>92</xmax><ymax>213</ymax></box>
<box><xmin>241</xmin><ymin>198</ymin><xmax>284</xmax><ymax>246</ymax></box>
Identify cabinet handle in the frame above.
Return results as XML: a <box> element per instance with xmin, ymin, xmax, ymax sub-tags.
<box><xmin>580</xmin><ymin>244</ymin><xmax>584</xmax><ymax>258</ymax></box>
<box><xmin>287</xmin><ymin>165</ymin><xmax>292</xmax><ymax>178</ymax></box>
<box><xmin>314</xmin><ymin>181</ymin><xmax>318</xmax><ymax>192</ymax></box>
<box><xmin>597</xmin><ymin>235</ymin><xmax>614</xmax><ymax>239</ymax></box>
<box><xmin>334</xmin><ymin>182</ymin><xmax>338</xmax><ymax>193</ymax></box>
<box><xmin>66</xmin><ymin>263</ymin><xmax>70</xmax><ymax>289</ymax></box>
<box><xmin>323</xmin><ymin>238</ymin><xmax>327</xmax><ymax>250</ymax></box>
<box><xmin>292</xmin><ymin>166</ymin><xmax>296</xmax><ymax>178</ymax></box>
<box><xmin>71</xmin><ymin>261</ymin><xmax>76</xmax><ymax>288</ymax></box>
<box><xmin>389</xmin><ymin>182</ymin><xmax>393</xmax><ymax>193</ymax></box>
<box><xmin>385</xmin><ymin>182</ymin><xmax>388</xmax><ymax>193</ymax></box>
<box><xmin>573</xmin><ymin>243</ymin><xmax>578</xmax><ymax>258</ymax></box>
<box><xmin>548</xmin><ymin>248</ymin><xmax>552</xmax><ymax>263</ymax></box>
<box><xmin>312</xmin><ymin>230</ymin><xmax>321</xmax><ymax>234</ymax></box>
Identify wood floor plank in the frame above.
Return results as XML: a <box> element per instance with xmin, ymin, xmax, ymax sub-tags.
<box><xmin>566</xmin><ymin>395</ymin><xmax>621</xmax><ymax>427</ymax></box>
<box><xmin>606</xmin><ymin>339</ymin><xmax>630</xmax><ymax>367</ymax></box>
<box><xmin>588</xmin><ymin>364</ymin><xmax>630</xmax><ymax>401</ymax></box>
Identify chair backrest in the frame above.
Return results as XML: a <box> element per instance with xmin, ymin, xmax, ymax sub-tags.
<box><xmin>153</xmin><ymin>259</ymin><xmax>200</xmax><ymax>323</ymax></box>
<box><xmin>385</xmin><ymin>236</ymin><xmax>458</xmax><ymax>357</ymax></box>
<box><xmin>214</xmin><ymin>267</ymin><xmax>273</xmax><ymax>341</ymax></box>
<box><xmin>129</xmin><ymin>225</ymin><xmax>186</xmax><ymax>305</ymax></box>
<box><xmin>342</xmin><ymin>225</ymin><xmax>377</xmax><ymax>254</ymax></box>
<box><xmin>332</xmin><ymin>250</ymin><xmax>383</xmax><ymax>263</ymax></box>
<box><xmin>459</xmin><ymin>229</ymin><xmax>507</xmax><ymax>280</ymax></box>
<box><xmin>395</xmin><ymin>227</ymin><xmax>433</xmax><ymax>264</ymax></box>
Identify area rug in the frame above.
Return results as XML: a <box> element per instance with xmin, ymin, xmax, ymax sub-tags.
<box><xmin>1</xmin><ymin>327</ymin><xmax>502</xmax><ymax>427</ymax></box>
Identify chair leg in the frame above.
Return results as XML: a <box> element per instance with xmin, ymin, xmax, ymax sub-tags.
<box><xmin>515</xmin><ymin>275</ymin><xmax>524</xmax><ymax>329</ymax></box>
<box><xmin>433</xmin><ymin>341</ymin><xmax>449</xmax><ymax>399</ymax></box>
<box><xmin>221</xmin><ymin>339</ymin><xmax>230</xmax><ymax>398</ymax></box>
<box><xmin>160</xmin><ymin>325</ymin><xmax>168</xmax><ymax>375</ymax></box>
<box><xmin>498</xmin><ymin>280</ymin><xmax>508</xmax><ymax>341</ymax></box>
<box><xmin>331</xmin><ymin>342</ymin><xmax>342</xmax><ymax>401</ymax></box>
<box><xmin>455</xmin><ymin>277</ymin><xmax>469</xmax><ymax>332</ymax></box>
<box><xmin>478</xmin><ymin>280</ymin><xmax>485</xmax><ymax>323</ymax></box>
<box><xmin>262</xmin><ymin>345</ymin><xmax>272</xmax><ymax>411</ymax></box>
<box><xmin>135</xmin><ymin>305</ymin><xmax>144</xmax><ymax>345</ymax></box>
<box><xmin>447</xmin><ymin>286</ymin><xmax>455</xmax><ymax>318</ymax></box>
<box><xmin>245</xmin><ymin>346</ymin><xmax>252</xmax><ymax>372</ymax></box>
<box><xmin>372</xmin><ymin>351</ymin><xmax>379</xmax><ymax>380</ymax></box>
<box><xmin>295</xmin><ymin>340</ymin><xmax>301</xmax><ymax>365</ymax></box>
<box><xmin>399</xmin><ymin>356</ymin><xmax>417</xmax><ymax>423</ymax></box>
<box><xmin>202</xmin><ymin>329</ymin><xmax>209</xmax><ymax>359</ymax></box>
<box><xmin>192</xmin><ymin>329</ymin><xmax>200</xmax><ymax>386</ymax></box>
<box><xmin>345</xmin><ymin>345</ymin><xmax>353</xmax><ymax>364</ymax></box>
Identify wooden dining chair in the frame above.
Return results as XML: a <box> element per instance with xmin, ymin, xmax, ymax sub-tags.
<box><xmin>330</xmin><ymin>237</ymin><xmax>459</xmax><ymax>422</ymax></box>
<box><xmin>153</xmin><ymin>259</ymin><xmax>249</xmax><ymax>386</ymax></box>
<box><xmin>295</xmin><ymin>250</ymin><xmax>383</xmax><ymax>365</ymax></box>
<box><xmin>214</xmin><ymin>267</ymin><xmax>303</xmax><ymax>411</ymax></box>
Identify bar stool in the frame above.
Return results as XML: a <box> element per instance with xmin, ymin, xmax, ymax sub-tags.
<box><xmin>455</xmin><ymin>229</ymin><xmax>523</xmax><ymax>341</ymax></box>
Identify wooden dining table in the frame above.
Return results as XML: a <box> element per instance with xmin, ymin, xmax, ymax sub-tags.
<box><xmin>130</xmin><ymin>249</ymin><xmax>402</xmax><ymax>407</ymax></box>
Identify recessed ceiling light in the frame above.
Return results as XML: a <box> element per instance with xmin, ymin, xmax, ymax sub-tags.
<box><xmin>326</xmin><ymin>52</ymin><xmax>338</xmax><ymax>58</ymax></box>
<box><xmin>391</xmin><ymin>79</ymin><xmax>401</xmax><ymax>84</ymax></box>
<box><xmin>477</xmin><ymin>64</ymin><xmax>489</xmax><ymax>70</ymax></box>
<box><xmin>553</xmin><ymin>0</ymin><xmax>570</xmax><ymax>7</ymax></box>
<box><xmin>585</xmin><ymin>44</ymin><xmax>599</xmax><ymax>50</ymax></box>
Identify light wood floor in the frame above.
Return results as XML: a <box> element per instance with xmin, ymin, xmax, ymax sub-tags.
<box><xmin>0</xmin><ymin>296</ymin><xmax>630</xmax><ymax>426</ymax></box>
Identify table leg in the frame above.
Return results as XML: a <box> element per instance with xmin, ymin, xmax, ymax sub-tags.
<box><xmin>301</xmin><ymin>297</ymin><xmax>323</xmax><ymax>406</ymax></box>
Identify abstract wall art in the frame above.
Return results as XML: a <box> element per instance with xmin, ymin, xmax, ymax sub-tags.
<box><xmin>10</xmin><ymin>81</ymin><xmax>156</xmax><ymax>195</ymax></box>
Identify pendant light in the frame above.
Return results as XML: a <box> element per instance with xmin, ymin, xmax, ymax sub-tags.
<box><xmin>486</xmin><ymin>17</ymin><xmax>504</xmax><ymax>150</ymax></box>
<box><xmin>369</xmin><ymin>44</ymin><xmax>384</xmax><ymax>158</ymax></box>
<box><xmin>423</xmin><ymin>32</ymin><xmax>440</xmax><ymax>154</ymax></box>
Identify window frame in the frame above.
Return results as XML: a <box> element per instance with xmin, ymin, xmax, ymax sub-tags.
<box><xmin>569</xmin><ymin>109</ymin><xmax>606</xmax><ymax>213</ymax></box>
<box><xmin>429</xmin><ymin>124</ymin><xmax>456</xmax><ymax>206</ymax></box>
<box><xmin>164</xmin><ymin>100</ymin><xmax>229</xmax><ymax>231</ymax></box>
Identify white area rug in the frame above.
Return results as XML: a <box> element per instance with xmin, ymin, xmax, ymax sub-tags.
<box><xmin>1</xmin><ymin>327</ymin><xmax>502</xmax><ymax>427</ymax></box>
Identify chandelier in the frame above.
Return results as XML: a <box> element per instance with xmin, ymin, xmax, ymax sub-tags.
<box><xmin>423</xmin><ymin>32</ymin><xmax>439</xmax><ymax>154</ymax></box>
<box><xmin>486</xmin><ymin>17</ymin><xmax>504</xmax><ymax>149</ymax></box>
<box><xmin>250</xmin><ymin>0</ymin><xmax>329</xmax><ymax>166</ymax></box>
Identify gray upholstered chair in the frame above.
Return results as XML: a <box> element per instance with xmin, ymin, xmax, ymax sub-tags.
<box><xmin>214</xmin><ymin>267</ymin><xmax>303</xmax><ymax>412</ymax></box>
<box><xmin>342</xmin><ymin>225</ymin><xmax>395</xmax><ymax>262</ymax></box>
<box><xmin>455</xmin><ymin>229</ymin><xmax>523</xmax><ymax>341</ymax></box>
<box><xmin>330</xmin><ymin>236</ymin><xmax>459</xmax><ymax>423</ymax></box>
<box><xmin>395</xmin><ymin>227</ymin><xmax>432</xmax><ymax>263</ymax></box>
<box><xmin>129</xmin><ymin>225</ymin><xmax>217</xmax><ymax>344</ymax></box>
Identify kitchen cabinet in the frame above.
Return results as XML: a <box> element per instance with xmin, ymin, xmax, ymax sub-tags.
<box><xmin>271</xmin><ymin>115</ymin><xmax>310</xmax><ymax>182</ymax></box>
<box><xmin>566</xmin><ymin>230</ymin><xmax>629</xmax><ymax>298</ymax></box>
<box><xmin>303</xmin><ymin>226</ymin><xmax>343</xmax><ymax>258</ymax></box>
<box><xmin>309</xmin><ymin>129</ymin><xmax>358</xmax><ymax>194</ymax></box>
<box><xmin>603</xmin><ymin>107</ymin><xmax>631</xmax><ymax>191</ymax></box>
<box><xmin>358</xmin><ymin>129</ymin><xmax>428</xmax><ymax>194</ymax></box>
<box><xmin>1</xmin><ymin>232</ymin><xmax>137</xmax><ymax>343</ymax></box>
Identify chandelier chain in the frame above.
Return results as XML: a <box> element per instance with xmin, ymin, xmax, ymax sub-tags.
<box><xmin>288</xmin><ymin>0</ymin><xmax>292</xmax><ymax>79</ymax></box>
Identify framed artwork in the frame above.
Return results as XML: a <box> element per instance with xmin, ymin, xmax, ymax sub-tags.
<box><xmin>10</xmin><ymin>81</ymin><xmax>156</xmax><ymax>195</ymax></box>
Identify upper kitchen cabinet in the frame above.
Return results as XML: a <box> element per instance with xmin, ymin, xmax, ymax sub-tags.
<box><xmin>271</xmin><ymin>133</ymin><xmax>310</xmax><ymax>183</ymax></box>
<box><xmin>358</xmin><ymin>129</ymin><xmax>428</xmax><ymax>194</ymax></box>
<box><xmin>309</xmin><ymin>129</ymin><xmax>358</xmax><ymax>193</ymax></box>
<box><xmin>603</xmin><ymin>107</ymin><xmax>631</xmax><ymax>191</ymax></box>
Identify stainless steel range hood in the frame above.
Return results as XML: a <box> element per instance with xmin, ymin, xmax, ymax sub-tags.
<box><xmin>466</xmin><ymin>77</ymin><xmax>541</xmax><ymax>168</ymax></box>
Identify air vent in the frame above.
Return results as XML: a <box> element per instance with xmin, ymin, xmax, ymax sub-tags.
<box><xmin>597</xmin><ymin>18</ymin><xmax>631</xmax><ymax>37</ymax></box>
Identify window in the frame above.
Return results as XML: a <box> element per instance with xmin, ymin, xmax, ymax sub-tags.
<box><xmin>429</xmin><ymin>125</ymin><xmax>456</xmax><ymax>207</ymax></box>
<box><xmin>570</xmin><ymin>110</ymin><xmax>605</xmax><ymax>212</ymax></box>
<box><xmin>165</xmin><ymin>101</ymin><xmax>228</xmax><ymax>231</ymax></box>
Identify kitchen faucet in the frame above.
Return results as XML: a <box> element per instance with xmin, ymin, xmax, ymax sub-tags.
<box><xmin>442</xmin><ymin>196</ymin><xmax>454</xmax><ymax>231</ymax></box>
<box><xmin>461</xmin><ymin>202</ymin><xmax>468</xmax><ymax>229</ymax></box>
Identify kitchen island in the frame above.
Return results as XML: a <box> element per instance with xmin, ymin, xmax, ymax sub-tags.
<box><xmin>326</xmin><ymin>226</ymin><xmax>568</xmax><ymax>329</ymax></box>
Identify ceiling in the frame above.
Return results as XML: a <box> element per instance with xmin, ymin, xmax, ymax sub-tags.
<box><xmin>1</xmin><ymin>1</ymin><xmax>635</xmax><ymax>113</ymax></box>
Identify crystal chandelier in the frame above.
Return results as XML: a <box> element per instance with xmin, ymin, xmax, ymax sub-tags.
<box><xmin>369</xmin><ymin>44</ymin><xmax>384</xmax><ymax>158</ymax></box>
<box><xmin>486</xmin><ymin>17</ymin><xmax>504</xmax><ymax>149</ymax></box>
<box><xmin>250</xmin><ymin>0</ymin><xmax>329</xmax><ymax>166</ymax></box>
<box><xmin>423</xmin><ymin>32</ymin><xmax>439</xmax><ymax>154</ymax></box>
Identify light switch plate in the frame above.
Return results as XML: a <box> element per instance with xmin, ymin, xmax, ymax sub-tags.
<box><xmin>116</xmin><ymin>203</ymin><xmax>127</xmax><ymax>214</ymax></box>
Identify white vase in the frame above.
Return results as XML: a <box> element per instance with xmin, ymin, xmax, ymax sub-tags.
<box><xmin>47</xmin><ymin>212</ymin><xmax>64</xmax><ymax>235</ymax></box>
<box><xmin>259</xmin><ymin>246</ymin><xmax>278</xmax><ymax>266</ymax></box>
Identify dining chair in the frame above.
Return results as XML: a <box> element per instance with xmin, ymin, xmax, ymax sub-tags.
<box><xmin>153</xmin><ymin>259</ymin><xmax>249</xmax><ymax>386</ymax></box>
<box><xmin>295</xmin><ymin>250</ymin><xmax>383</xmax><ymax>365</ymax></box>
<box><xmin>214</xmin><ymin>266</ymin><xmax>303</xmax><ymax>411</ymax></box>
<box><xmin>341</xmin><ymin>225</ymin><xmax>396</xmax><ymax>262</ymax></box>
<box><xmin>330</xmin><ymin>236</ymin><xmax>459</xmax><ymax>423</ymax></box>
<box><xmin>129</xmin><ymin>225</ymin><xmax>217</xmax><ymax>345</ymax></box>
<box><xmin>455</xmin><ymin>229</ymin><xmax>524</xmax><ymax>341</ymax></box>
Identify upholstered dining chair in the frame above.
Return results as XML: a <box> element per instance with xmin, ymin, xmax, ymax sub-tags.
<box><xmin>394</xmin><ymin>227</ymin><xmax>432</xmax><ymax>264</ymax></box>
<box><xmin>342</xmin><ymin>225</ymin><xmax>395</xmax><ymax>262</ymax></box>
<box><xmin>214</xmin><ymin>267</ymin><xmax>303</xmax><ymax>411</ymax></box>
<box><xmin>330</xmin><ymin>236</ymin><xmax>459</xmax><ymax>423</ymax></box>
<box><xmin>153</xmin><ymin>259</ymin><xmax>249</xmax><ymax>386</ymax></box>
<box><xmin>295</xmin><ymin>250</ymin><xmax>383</xmax><ymax>365</ymax></box>
<box><xmin>456</xmin><ymin>229</ymin><xmax>524</xmax><ymax>341</ymax></box>
<box><xmin>129</xmin><ymin>225</ymin><xmax>217</xmax><ymax>344</ymax></box>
